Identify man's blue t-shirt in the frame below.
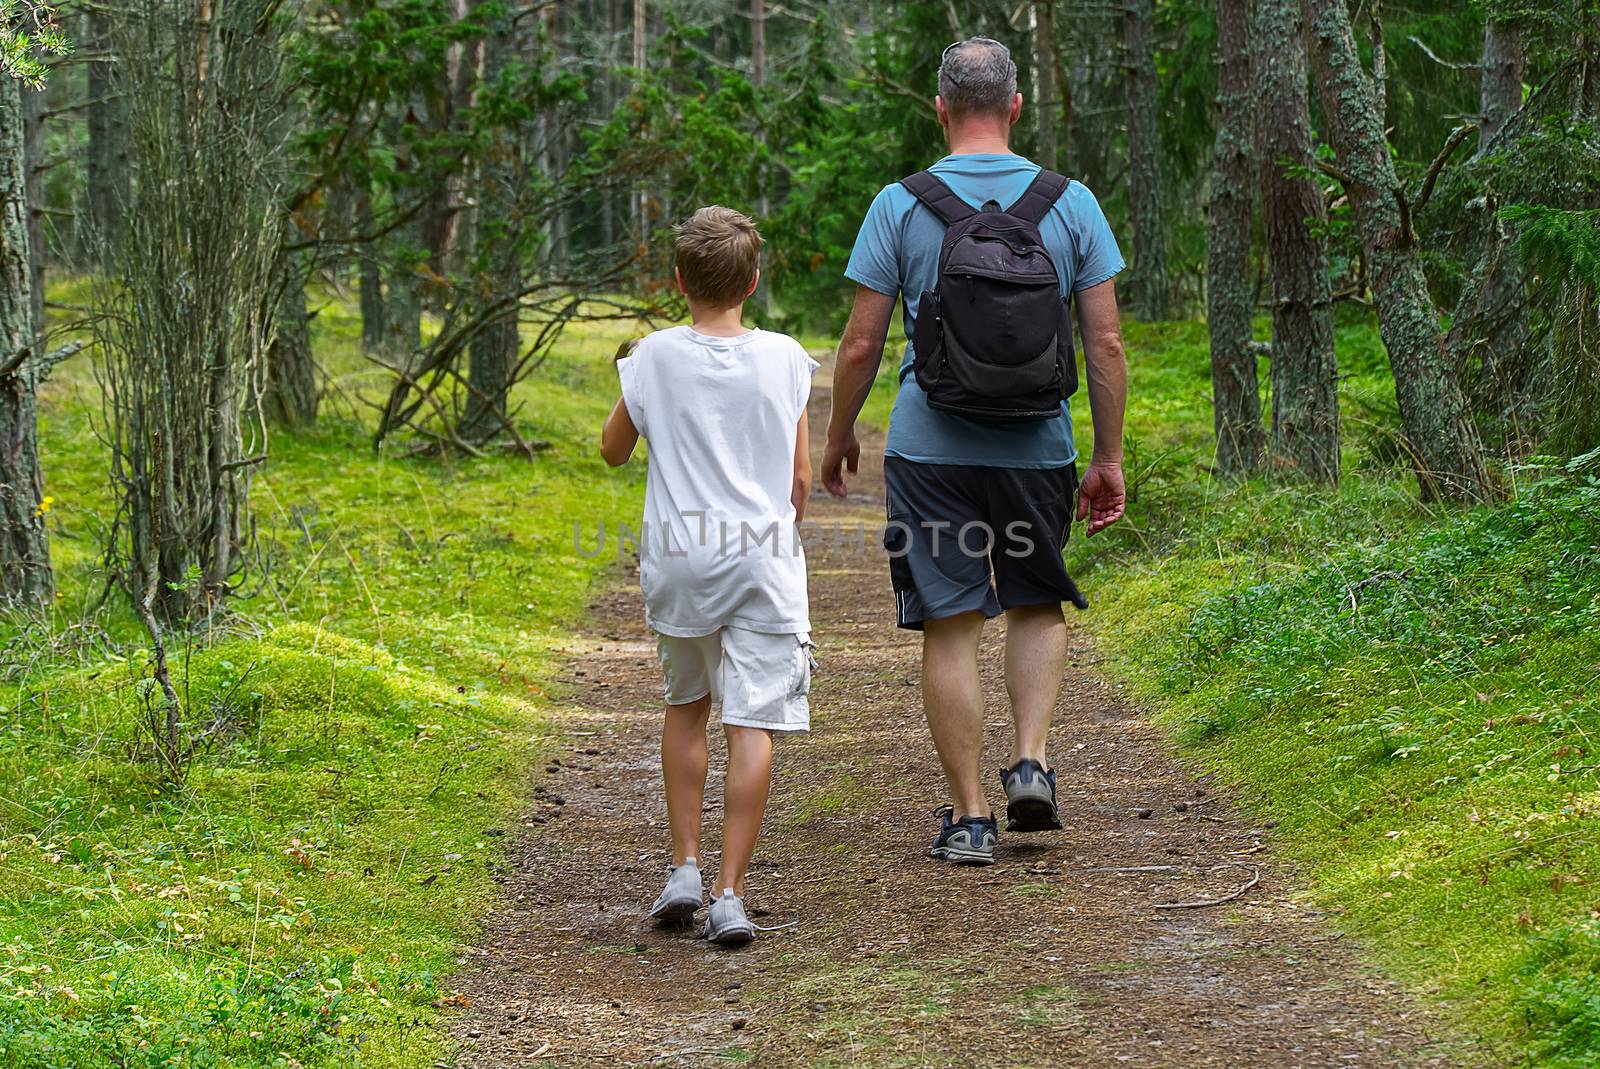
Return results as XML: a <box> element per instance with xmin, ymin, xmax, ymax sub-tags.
<box><xmin>844</xmin><ymin>153</ymin><xmax>1125</xmax><ymax>469</ymax></box>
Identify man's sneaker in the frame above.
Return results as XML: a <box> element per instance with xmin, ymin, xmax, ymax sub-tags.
<box><xmin>928</xmin><ymin>807</ymin><xmax>998</xmax><ymax>865</ymax></box>
<box><xmin>703</xmin><ymin>888</ymin><xmax>756</xmax><ymax>945</ymax></box>
<box><xmin>649</xmin><ymin>858</ymin><xmax>703</xmax><ymax>925</ymax></box>
<box><xmin>1000</xmin><ymin>759</ymin><xmax>1062</xmax><ymax>832</ymax></box>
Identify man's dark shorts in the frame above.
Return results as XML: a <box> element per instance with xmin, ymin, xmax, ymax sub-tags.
<box><xmin>882</xmin><ymin>457</ymin><xmax>1087</xmax><ymax>631</ymax></box>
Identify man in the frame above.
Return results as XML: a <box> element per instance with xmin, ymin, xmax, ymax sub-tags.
<box><xmin>820</xmin><ymin>37</ymin><xmax>1129</xmax><ymax>866</ymax></box>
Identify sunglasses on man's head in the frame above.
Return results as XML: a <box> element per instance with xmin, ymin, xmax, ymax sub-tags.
<box><xmin>939</xmin><ymin>37</ymin><xmax>1006</xmax><ymax>87</ymax></box>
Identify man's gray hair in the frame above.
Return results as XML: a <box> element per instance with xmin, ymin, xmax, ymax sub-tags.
<box><xmin>937</xmin><ymin>37</ymin><xmax>1018</xmax><ymax>117</ymax></box>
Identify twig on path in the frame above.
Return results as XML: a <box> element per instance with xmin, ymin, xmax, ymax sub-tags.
<box><xmin>1085</xmin><ymin>865</ymin><xmax>1188</xmax><ymax>875</ymax></box>
<box><xmin>1154</xmin><ymin>864</ymin><xmax>1261</xmax><ymax>910</ymax></box>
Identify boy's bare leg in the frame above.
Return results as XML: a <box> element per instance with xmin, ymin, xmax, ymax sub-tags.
<box><xmin>922</xmin><ymin>610</ymin><xmax>990</xmax><ymax>818</ymax></box>
<box><xmin>714</xmin><ymin>724</ymin><xmax>774</xmax><ymax>896</ymax></box>
<box><xmin>662</xmin><ymin>695</ymin><xmax>712</xmax><ymax>865</ymax></box>
<box><xmin>1004</xmin><ymin>603</ymin><xmax>1067</xmax><ymax>768</ymax></box>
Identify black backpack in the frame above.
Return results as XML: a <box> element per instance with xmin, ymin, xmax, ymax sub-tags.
<box><xmin>900</xmin><ymin>168</ymin><xmax>1078</xmax><ymax>423</ymax></box>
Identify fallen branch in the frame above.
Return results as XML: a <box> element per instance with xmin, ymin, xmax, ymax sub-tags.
<box><xmin>1154</xmin><ymin>863</ymin><xmax>1261</xmax><ymax>910</ymax></box>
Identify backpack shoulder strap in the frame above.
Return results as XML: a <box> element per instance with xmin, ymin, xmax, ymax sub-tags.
<box><xmin>1007</xmin><ymin>168</ymin><xmax>1070</xmax><ymax>224</ymax></box>
<box><xmin>899</xmin><ymin>170</ymin><xmax>976</xmax><ymax>227</ymax></box>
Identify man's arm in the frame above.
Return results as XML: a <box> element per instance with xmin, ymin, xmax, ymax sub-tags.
<box><xmin>821</xmin><ymin>285</ymin><xmax>897</xmax><ymax>498</ymax></box>
<box><xmin>1074</xmin><ymin>279</ymin><xmax>1128</xmax><ymax>536</ymax></box>
<box><xmin>792</xmin><ymin>410</ymin><xmax>813</xmax><ymax>521</ymax></box>
<box><xmin>600</xmin><ymin>397</ymin><xmax>638</xmax><ymax>467</ymax></box>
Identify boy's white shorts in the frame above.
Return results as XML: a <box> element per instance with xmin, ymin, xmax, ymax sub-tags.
<box><xmin>656</xmin><ymin>627</ymin><xmax>814</xmax><ymax>732</ymax></box>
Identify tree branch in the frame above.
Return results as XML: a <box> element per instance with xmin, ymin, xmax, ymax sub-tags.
<box><xmin>1411</xmin><ymin>122</ymin><xmax>1474</xmax><ymax>217</ymax></box>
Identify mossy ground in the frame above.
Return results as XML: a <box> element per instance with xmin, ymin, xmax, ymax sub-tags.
<box><xmin>1064</xmin><ymin>315</ymin><xmax>1600</xmax><ymax>1067</ymax></box>
<box><xmin>1</xmin><ymin>289</ymin><xmax>658</xmax><ymax>1069</ymax></box>
<box><xmin>4</xmin><ymin>293</ymin><xmax>1596</xmax><ymax>1067</ymax></box>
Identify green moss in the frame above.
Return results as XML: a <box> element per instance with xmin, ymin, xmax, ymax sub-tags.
<box><xmin>1</xmin><ymin>286</ymin><xmax>648</xmax><ymax>1068</ymax></box>
<box><xmin>1073</xmin><ymin>318</ymin><xmax>1600</xmax><ymax>1065</ymax></box>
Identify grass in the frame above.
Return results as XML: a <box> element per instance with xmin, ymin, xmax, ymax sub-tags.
<box><xmin>1062</xmin><ymin>314</ymin><xmax>1600</xmax><ymax>1067</ymax></box>
<box><xmin>7</xmin><ymin>285</ymin><xmax>1597</xmax><ymax>1067</ymax></box>
<box><xmin>0</xmin><ymin>288</ymin><xmax>651</xmax><ymax>1068</ymax></box>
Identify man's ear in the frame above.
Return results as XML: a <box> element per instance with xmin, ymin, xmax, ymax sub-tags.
<box><xmin>745</xmin><ymin>268</ymin><xmax>760</xmax><ymax>299</ymax></box>
<box><xmin>934</xmin><ymin>95</ymin><xmax>950</xmax><ymax>130</ymax></box>
<box><xmin>1008</xmin><ymin>93</ymin><xmax>1023</xmax><ymax>126</ymax></box>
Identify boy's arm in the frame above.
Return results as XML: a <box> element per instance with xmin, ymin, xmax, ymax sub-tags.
<box><xmin>600</xmin><ymin>397</ymin><xmax>639</xmax><ymax>467</ymax></box>
<box><xmin>791</xmin><ymin>410</ymin><xmax>812</xmax><ymax>521</ymax></box>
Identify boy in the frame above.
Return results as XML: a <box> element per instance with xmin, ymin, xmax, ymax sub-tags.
<box><xmin>600</xmin><ymin>206</ymin><xmax>818</xmax><ymax>945</ymax></box>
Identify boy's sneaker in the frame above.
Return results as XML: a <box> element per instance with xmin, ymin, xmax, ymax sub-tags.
<box><xmin>649</xmin><ymin>858</ymin><xmax>703</xmax><ymax>926</ymax></box>
<box><xmin>928</xmin><ymin>807</ymin><xmax>998</xmax><ymax>865</ymax></box>
<box><xmin>1000</xmin><ymin>759</ymin><xmax>1062</xmax><ymax>832</ymax></box>
<box><xmin>703</xmin><ymin>889</ymin><xmax>756</xmax><ymax>945</ymax></box>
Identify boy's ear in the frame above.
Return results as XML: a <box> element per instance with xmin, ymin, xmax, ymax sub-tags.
<box><xmin>673</xmin><ymin>265</ymin><xmax>687</xmax><ymax>296</ymax></box>
<box><xmin>745</xmin><ymin>268</ymin><xmax>760</xmax><ymax>299</ymax></box>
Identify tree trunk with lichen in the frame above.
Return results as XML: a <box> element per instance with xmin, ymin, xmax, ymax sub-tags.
<box><xmin>1123</xmin><ymin>0</ymin><xmax>1171</xmax><ymax>320</ymax></box>
<box><xmin>1205</xmin><ymin>0</ymin><xmax>1262</xmax><ymax>476</ymax></box>
<box><xmin>0</xmin><ymin>78</ymin><xmax>53</xmax><ymax>604</ymax></box>
<box><xmin>1257</xmin><ymin>0</ymin><xmax>1338</xmax><ymax>482</ymax></box>
<box><xmin>1304</xmin><ymin>0</ymin><xmax>1490</xmax><ymax>502</ymax></box>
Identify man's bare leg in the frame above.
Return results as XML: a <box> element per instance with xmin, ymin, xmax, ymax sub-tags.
<box><xmin>1004</xmin><ymin>603</ymin><xmax>1068</xmax><ymax>768</ymax></box>
<box><xmin>922</xmin><ymin>610</ymin><xmax>990</xmax><ymax>817</ymax></box>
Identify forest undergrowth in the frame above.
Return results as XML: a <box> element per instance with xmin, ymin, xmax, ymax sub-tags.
<box><xmin>2</xmin><ymin>298</ymin><xmax>1596</xmax><ymax>1067</ymax></box>
<box><xmin>0</xmin><ymin>291</ymin><xmax>649</xmax><ymax>1069</ymax></box>
<box><xmin>1070</xmin><ymin>317</ymin><xmax>1600</xmax><ymax>1068</ymax></box>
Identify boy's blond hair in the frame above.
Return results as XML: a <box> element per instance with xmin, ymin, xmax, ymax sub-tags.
<box><xmin>673</xmin><ymin>206</ymin><xmax>763</xmax><ymax>308</ymax></box>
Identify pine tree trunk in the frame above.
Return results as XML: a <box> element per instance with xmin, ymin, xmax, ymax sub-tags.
<box><xmin>1305</xmin><ymin>0</ymin><xmax>1489</xmax><ymax>502</ymax></box>
<box><xmin>358</xmin><ymin>189</ymin><xmax>386</xmax><ymax>355</ymax></box>
<box><xmin>460</xmin><ymin>11</ymin><xmax>520</xmax><ymax>444</ymax></box>
<box><xmin>21</xmin><ymin>83</ymin><xmax>44</xmax><ymax>342</ymax></box>
<box><xmin>86</xmin><ymin>11</ymin><xmax>130</xmax><ymax>255</ymax></box>
<box><xmin>1451</xmin><ymin>15</ymin><xmax>1532</xmax><ymax>433</ymax></box>
<box><xmin>1205</xmin><ymin>0</ymin><xmax>1262</xmax><ymax>476</ymax></box>
<box><xmin>1033</xmin><ymin>1</ymin><xmax>1059</xmax><ymax>171</ymax></box>
<box><xmin>1256</xmin><ymin>0</ymin><xmax>1338</xmax><ymax>482</ymax></box>
<box><xmin>1478</xmin><ymin>17</ymin><xmax>1525</xmax><ymax>154</ymax></box>
<box><xmin>265</xmin><ymin>259</ymin><xmax>318</xmax><ymax>428</ymax></box>
<box><xmin>630</xmin><ymin>0</ymin><xmax>646</xmax><ymax>251</ymax></box>
<box><xmin>1123</xmin><ymin>0</ymin><xmax>1171</xmax><ymax>320</ymax></box>
<box><xmin>0</xmin><ymin>78</ymin><xmax>53</xmax><ymax>604</ymax></box>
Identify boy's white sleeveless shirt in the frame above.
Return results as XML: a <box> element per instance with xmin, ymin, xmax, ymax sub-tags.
<box><xmin>617</xmin><ymin>325</ymin><xmax>819</xmax><ymax>638</ymax></box>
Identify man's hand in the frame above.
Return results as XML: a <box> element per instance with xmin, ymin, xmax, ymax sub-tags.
<box><xmin>821</xmin><ymin>430</ymin><xmax>860</xmax><ymax>498</ymax></box>
<box><xmin>1076</xmin><ymin>461</ymin><xmax>1126</xmax><ymax>537</ymax></box>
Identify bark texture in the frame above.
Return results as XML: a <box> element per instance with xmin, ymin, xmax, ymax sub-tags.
<box><xmin>1205</xmin><ymin>0</ymin><xmax>1263</xmax><ymax>476</ymax></box>
<box><xmin>1123</xmin><ymin>0</ymin><xmax>1171</xmax><ymax>319</ymax></box>
<box><xmin>265</xmin><ymin>262</ymin><xmax>318</xmax><ymax>428</ymax></box>
<box><xmin>0</xmin><ymin>78</ymin><xmax>53</xmax><ymax>603</ymax></box>
<box><xmin>1452</xmin><ymin>15</ymin><xmax>1532</xmax><ymax>431</ymax></box>
<box><xmin>460</xmin><ymin>11</ymin><xmax>521</xmax><ymax>444</ymax></box>
<box><xmin>21</xmin><ymin>81</ymin><xmax>44</xmax><ymax>343</ymax></box>
<box><xmin>1305</xmin><ymin>0</ymin><xmax>1490</xmax><ymax>501</ymax></box>
<box><xmin>1033</xmin><ymin>0</ymin><xmax>1059</xmax><ymax>171</ymax></box>
<box><xmin>1257</xmin><ymin>0</ymin><xmax>1338</xmax><ymax>482</ymax></box>
<box><xmin>87</xmin><ymin>11</ymin><xmax>130</xmax><ymax>253</ymax></box>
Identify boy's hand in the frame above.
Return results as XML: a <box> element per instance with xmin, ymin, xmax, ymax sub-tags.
<box><xmin>820</xmin><ymin>430</ymin><xmax>860</xmax><ymax>498</ymax></box>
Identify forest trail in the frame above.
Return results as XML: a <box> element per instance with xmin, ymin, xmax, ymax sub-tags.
<box><xmin>449</xmin><ymin>368</ymin><xmax>1468</xmax><ymax>1068</ymax></box>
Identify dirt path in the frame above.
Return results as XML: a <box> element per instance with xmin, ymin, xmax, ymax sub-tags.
<box><xmin>450</xmin><ymin>378</ymin><xmax>1472</xmax><ymax>1068</ymax></box>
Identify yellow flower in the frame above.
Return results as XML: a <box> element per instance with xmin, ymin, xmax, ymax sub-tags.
<box><xmin>34</xmin><ymin>496</ymin><xmax>54</xmax><ymax>517</ymax></box>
